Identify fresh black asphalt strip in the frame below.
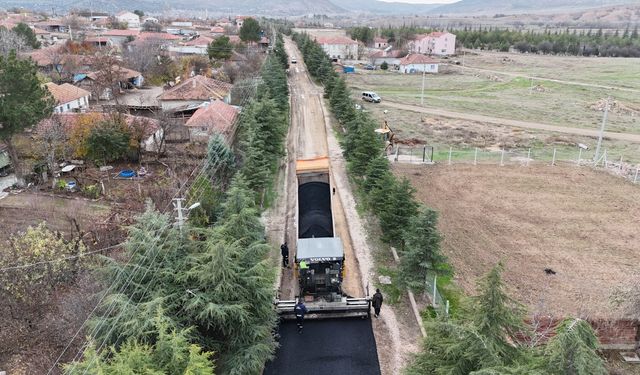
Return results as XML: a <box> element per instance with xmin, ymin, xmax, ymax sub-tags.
<box><xmin>264</xmin><ymin>318</ymin><xmax>381</xmax><ymax>375</ymax></box>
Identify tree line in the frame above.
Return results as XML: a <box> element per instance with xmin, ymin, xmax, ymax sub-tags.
<box><xmin>293</xmin><ymin>32</ymin><xmax>606</xmax><ymax>374</ymax></box>
<box><xmin>63</xmin><ymin>34</ymin><xmax>290</xmax><ymax>374</ymax></box>
<box><xmin>456</xmin><ymin>26</ymin><xmax>640</xmax><ymax>57</ymax></box>
<box><xmin>293</xmin><ymin>31</ymin><xmax>448</xmax><ymax>298</ymax></box>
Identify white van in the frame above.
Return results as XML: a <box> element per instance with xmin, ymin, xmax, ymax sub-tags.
<box><xmin>362</xmin><ymin>91</ymin><xmax>381</xmax><ymax>103</ymax></box>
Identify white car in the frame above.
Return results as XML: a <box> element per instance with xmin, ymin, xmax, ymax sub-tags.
<box><xmin>291</xmin><ymin>57</ymin><xmax>297</xmax><ymax>64</ymax></box>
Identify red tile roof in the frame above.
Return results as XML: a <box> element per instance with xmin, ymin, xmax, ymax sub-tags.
<box><xmin>399</xmin><ymin>54</ymin><xmax>438</xmax><ymax>65</ymax></box>
<box><xmin>139</xmin><ymin>32</ymin><xmax>181</xmax><ymax>41</ymax></box>
<box><xmin>45</xmin><ymin>82</ymin><xmax>91</xmax><ymax>104</ymax></box>
<box><xmin>86</xmin><ymin>66</ymin><xmax>142</xmax><ymax>81</ymax></box>
<box><xmin>101</xmin><ymin>29</ymin><xmax>140</xmax><ymax>37</ymax></box>
<box><xmin>369</xmin><ymin>49</ymin><xmax>404</xmax><ymax>59</ymax></box>
<box><xmin>211</xmin><ymin>26</ymin><xmax>225</xmax><ymax>33</ymax></box>
<box><xmin>158</xmin><ymin>75</ymin><xmax>232</xmax><ymax>101</ymax></box>
<box><xmin>315</xmin><ymin>36</ymin><xmax>358</xmax><ymax>45</ymax></box>
<box><xmin>185</xmin><ymin>100</ymin><xmax>238</xmax><ymax>137</ymax></box>
<box><xmin>184</xmin><ymin>36</ymin><xmax>213</xmax><ymax>47</ymax></box>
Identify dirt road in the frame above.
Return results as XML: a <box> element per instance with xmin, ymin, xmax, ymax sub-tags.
<box><xmin>279</xmin><ymin>39</ymin><xmax>364</xmax><ymax>299</ymax></box>
<box><xmin>380</xmin><ymin>100</ymin><xmax>640</xmax><ymax>143</ymax></box>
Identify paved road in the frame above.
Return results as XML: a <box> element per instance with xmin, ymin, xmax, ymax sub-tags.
<box><xmin>266</xmin><ymin>39</ymin><xmax>381</xmax><ymax>375</ymax></box>
<box><xmin>264</xmin><ymin>319</ymin><xmax>381</xmax><ymax>375</ymax></box>
<box><xmin>380</xmin><ymin>100</ymin><xmax>640</xmax><ymax>143</ymax></box>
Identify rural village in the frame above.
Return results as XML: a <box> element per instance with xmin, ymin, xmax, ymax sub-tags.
<box><xmin>0</xmin><ymin>0</ymin><xmax>639</xmax><ymax>374</ymax></box>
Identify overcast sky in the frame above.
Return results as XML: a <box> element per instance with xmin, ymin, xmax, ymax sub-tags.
<box><xmin>378</xmin><ymin>0</ymin><xmax>459</xmax><ymax>3</ymax></box>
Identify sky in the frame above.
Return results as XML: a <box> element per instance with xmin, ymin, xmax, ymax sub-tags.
<box><xmin>378</xmin><ymin>0</ymin><xmax>459</xmax><ymax>3</ymax></box>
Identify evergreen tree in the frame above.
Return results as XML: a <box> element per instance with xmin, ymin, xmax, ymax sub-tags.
<box><xmin>12</xmin><ymin>23</ymin><xmax>40</xmax><ymax>49</ymax></box>
<box><xmin>239</xmin><ymin>18</ymin><xmax>261</xmax><ymax>43</ymax></box>
<box><xmin>544</xmin><ymin>318</ymin><xmax>606</xmax><ymax>375</ymax></box>
<box><xmin>89</xmin><ymin>206</ymin><xmax>187</xmax><ymax>347</ymax></box>
<box><xmin>377</xmin><ymin>178</ymin><xmax>419</xmax><ymax>245</ymax></box>
<box><xmin>398</xmin><ymin>207</ymin><xmax>448</xmax><ymax>292</ymax></box>
<box><xmin>362</xmin><ymin>155</ymin><xmax>392</xmax><ymax>194</ymax></box>
<box><xmin>208</xmin><ymin>36</ymin><xmax>233</xmax><ymax>60</ymax></box>
<box><xmin>207</xmin><ymin>134</ymin><xmax>235</xmax><ymax>183</ymax></box>
<box><xmin>65</xmin><ymin>313</ymin><xmax>214</xmax><ymax>374</ymax></box>
<box><xmin>472</xmin><ymin>264</ymin><xmax>527</xmax><ymax>362</ymax></box>
<box><xmin>0</xmin><ymin>50</ymin><xmax>54</xmax><ymax>185</ymax></box>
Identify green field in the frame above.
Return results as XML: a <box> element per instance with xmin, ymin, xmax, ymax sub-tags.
<box><xmin>346</xmin><ymin>54</ymin><xmax>640</xmax><ymax>135</ymax></box>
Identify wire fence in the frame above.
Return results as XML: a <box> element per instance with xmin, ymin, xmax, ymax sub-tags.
<box><xmin>424</xmin><ymin>271</ymin><xmax>449</xmax><ymax>317</ymax></box>
<box><xmin>389</xmin><ymin>145</ymin><xmax>640</xmax><ymax>185</ymax></box>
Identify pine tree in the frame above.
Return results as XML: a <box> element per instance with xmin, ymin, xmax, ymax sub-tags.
<box><xmin>65</xmin><ymin>313</ymin><xmax>214</xmax><ymax>374</ymax></box>
<box><xmin>362</xmin><ymin>155</ymin><xmax>392</xmax><ymax>194</ymax></box>
<box><xmin>12</xmin><ymin>23</ymin><xmax>40</xmax><ymax>49</ymax></box>
<box><xmin>472</xmin><ymin>264</ymin><xmax>527</xmax><ymax>362</ymax></box>
<box><xmin>0</xmin><ymin>50</ymin><xmax>54</xmax><ymax>185</ymax></box>
<box><xmin>544</xmin><ymin>318</ymin><xmax>606</xmax><ymax>375</ymax></box>
<box><xmin>399</xmin><ymin>207</ymin><xmax>448</xmax><ymax>292</ymax></box>
<box><xmin>377</xmin><ymin>177</ymin><xmax>419</xmax><ymax>245</ymax></box>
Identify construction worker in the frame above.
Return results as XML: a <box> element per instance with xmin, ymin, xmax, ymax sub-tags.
<box><xmin>280</xmin><ymin>242</ymin><xmax>289</xmax><ymax>268</ymax></box>
<box><xmin>294</xmin><ymin>298</ymin><xmax>308</xmax><ymax>333</ymax></box>
<box><xmin>372</xmin><ymin>289</ymin><xmax>384</xmax><ymax>318</ymax></box>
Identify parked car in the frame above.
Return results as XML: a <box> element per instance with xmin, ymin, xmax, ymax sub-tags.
<box><xmin>365</xmin><ymin>64</ymin><xmax>375</xmax><ymax>70</ymax></box>
<box><xmin>362</xmin><ymin>91</ymin><xmax>381</xmax><ymax>103</ymax></box>
<box><xmin>291</xmin><ymin>57</ymin><xmax>297</xmax><ymax>64</ymax></box>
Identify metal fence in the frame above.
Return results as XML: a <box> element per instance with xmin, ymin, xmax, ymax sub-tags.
<box><xmin>424</xmin><ymin>271</ymin><xmax>449</xmax><ymax>317</ymax></box>
<box><xmin>390</xmin><ymin>145</ymin><xmax>640</xmax><ymax>185</ymax></box>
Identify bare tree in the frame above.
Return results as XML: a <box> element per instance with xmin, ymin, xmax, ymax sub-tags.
<box><xmin>35</xmin><ymin>115</ymin><xmax>70</xmax><ymax>185</ymax></box>
<box><xmin>123</xmin><ymin>37</ymin><xmax>163</xmax><ymax>77</ymax></box>
<box><xmin>151</xmin><ymin>111</ymin><xmax>181</xmax><ymax>157</ymax></box>
<box><xmin>0</xmin><ymin>28</ymin><xmax>29</xmax><ymax>57</ymax></box>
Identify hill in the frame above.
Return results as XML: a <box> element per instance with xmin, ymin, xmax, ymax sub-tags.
<box><xmin>328</xmin><ymin>0</ymin><xmax>440</xmax><ymax>14</ymax></box>
<box><xmin>2</xmin><ymin>0</ymin><xmax>344</xmax><ymax>16</ymax></box>
<box><xmin>431</xmin><ymin>0</ymin><xmax>640</xmax><ymax>15</ymax></box>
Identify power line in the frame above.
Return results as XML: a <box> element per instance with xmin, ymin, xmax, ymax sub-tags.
<box><xmin>0</xmin><ymin>243</ymin><xmax>121</xmax><ymax>272</ymax></box>
<box><xmin>49</xmin><ymin>73</ymin><xmax>263</xmax><ymax>373</ymax></box>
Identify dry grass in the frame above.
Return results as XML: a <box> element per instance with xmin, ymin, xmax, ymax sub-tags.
<box><xmin>346</xmin><ymin>52</ymin><xmax>640</xmax><ymax>134</ymax></box>
<box><xmin>394</xmin><ymin>163</ymin><xmax>640</xmax><ymax>319</ymax></box>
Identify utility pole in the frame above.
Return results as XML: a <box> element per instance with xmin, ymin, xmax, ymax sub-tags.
<box><xmin>594</xmin><ymin>96</ymin><xmax>610</xmax><ymax>162</ymax></box>
<box><xmin>173</xmin><ymin>197</ymin><xmax>187</xmax><ymax>231</ymax></box>
<box><xmin>421</xmin><ymin>64</ymin><xmax>426</xmax><ymax>106</ymax></box>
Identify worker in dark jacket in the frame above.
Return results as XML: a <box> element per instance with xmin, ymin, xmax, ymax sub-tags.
<box><xmin>372</xmin><ymin>289</ymin><xmax>384</xmax><ymax>318</ymax></box>
<box><xmin>280</xmin><ymin>242</ymin><xmax>289</xmax><ymax>268</ymax></box>
<box><xmin>294</xmin><ymin>298</ymin><xmax>308</xmax><ymax>333</ymax></box>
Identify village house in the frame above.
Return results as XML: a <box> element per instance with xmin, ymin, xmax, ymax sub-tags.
<box><xmin>368</xmin><ymin>47</ymin><xmax>404</xmax><ymax>67</ymax></box>
<box><xmin>99</xmin><ymin>29</ymin><xmax>140</xmax><ymax>46</ymax></box>
<box><xmin>184</xmin><ymin>100</ymin><xmax>239</xmax><ymax>143</ymax></box>
<box><xmin>211</xmin><ymin>26</ymin><xmax>225</xmax><ymax>35</ymax></box>
<box><xmin>314</xmin><ymin>36</ymin><xmax>358</xmax><ymax>60</ymax></box>
<box><xmin>157</xmin><ymin>75</ymin><xmax>233</xmax><ymax>112</ymax></box>
<box><xmin>169</xmin><ymin>35</ymin><xmax>214</xmax><ymax>55</ymax></box>
<box><xmin>372</xmin><ymin>37</ymin><xmax>388</xmax><ymax>49</ymax></box>
<box><xmin>235</xmin><ymin>16</ymin><xmax>250</xmax><ymax>30</ymax></box>
<box><xmin>45</xmin><ymin>82</ymin><xmax>91</xmax><ymax>113</ymax></box>
<box><xmin>115</xmin><ymin>11</ymin><xmax>141</xmax><ymax>29</ymax></box>
<box><xmin>75</xmin><ymin>66</ymin><xmax>144</xmax><ymax>100</ymax></box>
<box><xmin>143</xmin><ymin>17</ymin><xmax>159</xmax><ymax>24</ymax></box>
<box><xmin>84</xmin><ymin>37</ymin><xmax>113</xmax><ymax>49</ymax></box>
<box><xmin>398</xmin><ymin>54</ymin><xmax>439</xmax><ymax>74</ymax></box>
<box><xmin>74</xmin><ymin>11</ymin><xmax>110</xmax><ymax>22</ymax></box>
<box><xmin>408</xmin><ymin>31</ymin><xmax>456</xmax><ymax>56</ymax></box>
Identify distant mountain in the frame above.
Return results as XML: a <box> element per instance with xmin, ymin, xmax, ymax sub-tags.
<box><xmin>1</xmin><ymin>0</ymin><xmax>344</xmax><ymax>16</ymax></box>
<box><xmin>328</xmin><ymin>0</ymin><xmax>441</xmax><ymax>14</ymax></box>
<box><xmin>430</xmin><ymin>0</ymin><xmax>640</xmax><ymax>15</ymax></box>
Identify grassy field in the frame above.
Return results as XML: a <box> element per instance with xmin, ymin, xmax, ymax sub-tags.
<box><xmin>346</xmin><ymin>53</ymin><xmax>640</xmax><ymax>135</ymax></box>
<box><xmin>364</xmin><ymin>103</ymin><xmax>640</xmax><ymax>164</ymax></box>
